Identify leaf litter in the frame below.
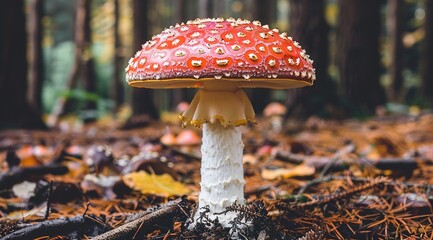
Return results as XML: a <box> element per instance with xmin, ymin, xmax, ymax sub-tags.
<box><xmin>0</xmin><ymin>113</ymin><xmax>433</xmax><ymax>239</ymax></box>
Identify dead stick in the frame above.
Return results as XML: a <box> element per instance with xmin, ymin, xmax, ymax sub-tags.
<box><xmin>285</xmin><ymin>177</ymin><xmax>389</xmax><ymax>210</ymax></box>
<box><xmin>124</xmin><ymin>197</ymin><xmax>187</xmax><ymax>223</ymax></box>
<box><xmin>91</xmin><ymin>197</ymin><xmax>192</xmax><ymax>240</ymax></box>
<box><xmin>44</xmin><ymin>180</ymin><xmax>54</xmax><ymax>219</ymax></box>
<box><xmin>0</xmin><ymin>165</ymin><xmax>68</xmax><ymax>190</ymax></box>
<box><xmin>0</xmin><ymin>216</ymin><xmax>87</xmax><ymax>240</ymax></box>
<box><xmin>297</xmin><ymin>175</ymin><xmax>334</xmax><ymax>195</ymax></box>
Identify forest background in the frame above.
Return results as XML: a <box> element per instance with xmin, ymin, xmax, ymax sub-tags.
<box><xmin>0</xmin><ymin>0</ymin><xmax>432</xmax><ymax>129</ymax></box>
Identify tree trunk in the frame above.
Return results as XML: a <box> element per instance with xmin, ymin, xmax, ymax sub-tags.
<box><xmin>112</xmin><ymin>0</ymin><xmax>124</xmax><ymax>108</ymax></box>
<box><xmin>48</xmin><ymin>0</ymin><xmax>89</xmax><ymax>127</ymax></box>
<box><xmin>287</xmin><ymin>0</ymin><xmax>340</xmax><ymax>118</ymax></box>
<box><xmin>82</xmin><ymin>0</ymin><xmax>97</xmax><ymax>121</ymax></box>
<box><xmin>198</xmin><ymin>0</ymin><xmax>212</xmax><ymax>18</ymax></box>
<box><xmin>0</xmin><ymin>0</ymin><xmax>46</xmax><ymax>129</ymax></box>
<box><xmin>337</xmin><ymin>0</ymin><xmax>386</xmax><ymax>115</ymax></box>
<box><xmin>423</xmin><ymin>0</ymin><xmax>433</xmax><ymax>102</ymax></box>
<box><xmin>170</xmin><ymin>0</ymin><xmax>187</xmax><ymax>109</ymax></box>
<box><xmin>27</xmin><ymin>0</ymin><xmax>44</xmax><ymax>114</ymax></box>
<box><xmin>388</xmin><ymin>0</ymin><xmax>405</xmax><ymax>102</ymax></box>
<box><xmin>128</xmin><ymin>0</ymin><xmax>158</xmax><ymax>127</ymax></box>
<box><xmin>251</xmin><ymin>0</ymin><xmax>274</xmax><ymax>115</ymax></box>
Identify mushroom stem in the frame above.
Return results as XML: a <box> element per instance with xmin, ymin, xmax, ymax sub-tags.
<box><xmin>196</xmin><ymin>122</ymin><xmax>245</xmax><ymax>226</ymax></box>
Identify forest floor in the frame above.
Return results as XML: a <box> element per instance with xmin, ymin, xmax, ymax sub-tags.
<box><xmin>1</xmin><ymin>111</ymin><xmax>433</xmax><ymax>239</ymax></box>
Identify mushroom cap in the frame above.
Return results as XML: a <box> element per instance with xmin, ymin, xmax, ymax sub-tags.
<box><xmin>126</xmin><ymin>18</ymin><xmax>315</xmax><ymax>89</ymax></box>
<box><xmin>175</xmin><ymin>129</ymin><xmax>201</xmax><ymax>145</ymax></box>
<box><xmin>263</xmin><ymin>102</ymin><xmax>287</xmax><ymax>117</ymax></box>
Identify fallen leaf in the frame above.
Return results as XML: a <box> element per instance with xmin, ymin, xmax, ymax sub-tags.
<box><xmin>261</xmin><ymin>164</ymin><xmax>315</xmax><ymax>180</ymax></box>
<box><xmin>243</xmin><ymin>154</ymin><xmax>258</xmax><ymax>165</ymax></box>
<box><xmin>12</xmin><ymin>181</ymin><xmax>36</xmax><ymax>200</ymax></box>
<box><xmin>122</xmin><ymin>171</ymin><xmax>190</xmax><ymax>196</ymax></box>
<box><xmin>7</xmin><ymin>203</ymin><xmax>47</xmax><ymax>220</ymax></box>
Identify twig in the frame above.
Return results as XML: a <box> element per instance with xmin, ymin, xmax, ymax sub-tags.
<box><xmin>318</xmin><ymin>156</ymin><xmax>340</xmax><ymax>178</ymax></box>
<box><xmin>44</xmin><ymin>180</ymin><xmax>54</xmax><ymax>220</ymax></box>
<box><xmin>280</xmin><ymin>177</ymin><xmax>390</xmax><ymax>210</ymax></box>
<box><xmin>297</xmin><ymin>175</ymin><xmax>334</xmax><ymax>195</ymax></box>
<box><xmin>83</xmin><ymin>201</ymin><xmax>91</xmax><ymax>217</ymax></box>
<box><xmin>90</xmin><ymin>197</ymin><xmax>193</xmax><ymax>240</ymax></box>
<box><xmin>274</xmin><ymin>151</ymin><xmax>305</xmax><ymax>164</ymax></box>
<box><xmin>0</xmin><ymin>216</ymin><xmax>88</xmax><ymax>240</ymax></box>
<box><xmin>300</xmin><ymin>175</ymin><xmax>433</xmax><ymax>193</ymax></box>
<box><xmin>0</xmin><ymin>165</ymin><xmax>68</xmax><ymax>190</ymax></box>
<box><xmin>319</xmin><ymin>144</ymin><xmax>355</xmax><ymax>178</ymax></box>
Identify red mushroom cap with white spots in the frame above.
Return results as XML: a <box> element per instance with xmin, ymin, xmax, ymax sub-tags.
<box><xmin>125</xmin><ymin>18</ymin><xmax>315</xmax><ymax>89</ymax></box>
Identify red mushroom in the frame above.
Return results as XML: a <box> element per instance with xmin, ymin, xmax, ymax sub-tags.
<box><xmin>263</xmin><ymin>101</ymin><xmax>288</xmax><ymax>131</ymax></box>
<box><xmin>125</xmin><ymin>18</ymin><xmax>315</xmax><ymax>226</ymax></box>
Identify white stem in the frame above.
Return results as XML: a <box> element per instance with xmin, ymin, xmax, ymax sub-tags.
<box><xmin>195</xmin><ymin>123</ymin><xmax>245</xmax><ymax>227</ymax></box>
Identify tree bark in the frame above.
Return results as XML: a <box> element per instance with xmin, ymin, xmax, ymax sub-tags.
<box><xmin>112</xmin><ymin>0</ymin><xmax>124</xmax><ymax>108</ymax></box>
<box><xmin>287</xmin><ymin>0</ymin><xmax>340</xmax><ymax>118</ymax></box>
<box><xmin>251</xmin><ymin>0</ymin><xmax>275</xmax><ymax>115</ymax></box>
<box><xmin>423</xmin><ymin>0</ymin><xmax>433</xmax><ymax>102</ymax></box>
<box><xmin>82</xmin><ymin>0</ymin><xmax>97</xmax><ymax>121</ymax></box>
<box><xmin>337</xmin><ymin>0</ymin><xmax>386</xmax><ymax>115</ymax></box>
<box><xmin>388</xmin><ymin>0</ymin><xmax>405</xmax><ymax>102</ymax></box>
<box><xmin>130</xmin><ymin>0</ymin><xmax>159</xmax><ymax>122</ymax></box>
<box><xmin>0</xmin><ymin>0</ymin><xmax>46</xmax><ymax>129</ymax></box>
<box><xmin>198</xmin><ymin>0</ymin><xmax>213</xmax><ymax>18</ymax></box>
<box><xmin>171</xmin><ymin>0</ymin><xmax>187</xmax><ymax>108</ymax></box>
<box><xmin>27</xmin><ymin>0</ymin><xmax>44</xmax><ymax>114</ymax></box>
<box><xmin>48</xmin><ymin>0</ymin><xmax>89</xmax><ymax>126</ymax></box>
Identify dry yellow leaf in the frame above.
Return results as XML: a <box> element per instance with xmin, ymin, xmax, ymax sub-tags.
<box><xmin>122</xmin><ymin>171</ymin><xmax>190</xmax><ymax>196</ymax></box>
<box><xmin>261</xmin><ymin>164</ymin><xmax>315</xmax><ymax>180</ymax></box>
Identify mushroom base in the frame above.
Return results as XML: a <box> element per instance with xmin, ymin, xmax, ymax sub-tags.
<box><xmin>180</xmin><ymin>87</ymin><xmax>256</xmax><ymax>127</ymax></box>
<box><xmin>195</xmin><ymin>123</ymin><xmax>245</xmax><ymax>227</ymax></box>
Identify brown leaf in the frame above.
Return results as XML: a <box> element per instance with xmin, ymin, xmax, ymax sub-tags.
<box><xmin>122</xmin><ymin>171</ymin><xmax>190</xmax><ymax>196</ymax></box>
<box><xmin>261</xmin><ymin>164</ymin><xmax>315</xmax><ymax>180</ymax></box>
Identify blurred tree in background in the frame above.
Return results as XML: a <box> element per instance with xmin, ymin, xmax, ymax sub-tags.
<box><xmin>28</xmin><ymin>0</ymin><xmax>45</xmax><ymax>116</ymax></box>
<box><xmin>48</xmin><ymin>0</ymin><xmax>97</xmax><ymax>126</ymax></box>
<box><xmin>112</xmin><ymin>0</ymin><xmax>122</xmax><ymax>108</ymax></box>
<box><xmin>250</xmin><ymin>0</ymin><xmax>275</xmax><ymax>114</ymax></box>
<box><xmin>122</xmin><ymin>0</ymin><xmax>159</xmax><ymax>129</ymax></box>
<box><xmin>286</xmin><ymin>0</ymin><xmax>341</xmax><ymax>118</ymax></box>
<box><xmin>0</xmin><ymin>0</ymin><xmax>431</xmax><ymax>129</ymax></box>
<box><xmin>388</xmin><ymin>0</ymin><xmax>406</xmax><ymax>102</ymax></box>
<box><xmin>337</xmin><ymin>0</ymin><xmax>386</xmax><ymax>116</ymax></box>
<box><xmin>0</xmin><ymin>0</ymin><xmax>46</xmax><ymax>129</ymax></box>
<box><xmin>423</xmin><ymin>0</ymin><xmax>433</xmax><ymax>103</ymax></box>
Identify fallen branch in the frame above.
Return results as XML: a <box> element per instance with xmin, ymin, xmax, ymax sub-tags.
<box><xmin>108</xmin><ymin>197</ymin><xmax>190</xmax><ymax>225</ymax></box>
<box><xmin>91</xmin><ymin>197</ymin><xmax>193</xmax><ymax>240</ymax></box>
<box><xmin>44</xmin><ymin>180</ymin><xmax>54</xmax><ymax>219</ymax></box>
<box><xmin>297</xmin><ymin>175</ymin><xmax>433</xmax><ymax>195</ymax></box>
<box><xmin>297</xmin><ymin>175</ymin><xmax>334</xmax><ymax>195</ymax></box>
<box><xmin>0</xmin><ymin>216</ymin><xmax>88</xmax><ymax>240</ymax></box>
<box><xmin>0</xmin><ymin>165</ymin><xmax>68</xmax><ymax>190</ymax></box>
<box><xmin>370</xmin><ymin>158</ymin><xmax>418</xmax><ymax>171</ymax></box>
<box><xmin>275</xmin><ymin>150</ymin><xmax>418</xmax><ymax>174</ymax></box>
<box><xmin>278</xmin><ymin>177</ymin><xmax>390</xmax><ymax>210</ymax></box>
